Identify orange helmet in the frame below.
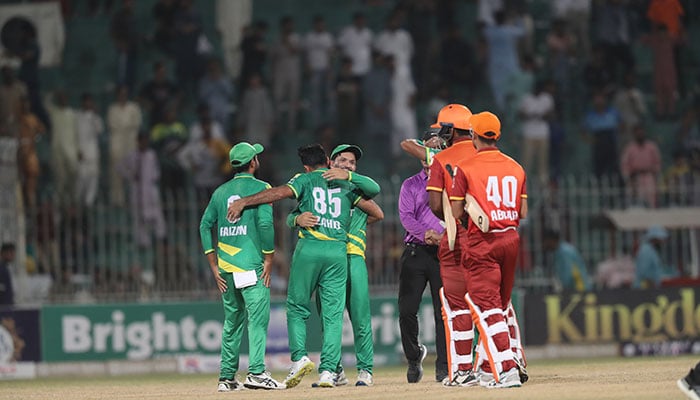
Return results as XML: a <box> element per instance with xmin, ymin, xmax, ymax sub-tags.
<box><xmin>470</xmin><ymin>111</ymin><xmax>501</xmax><ymax>140</ymax></box>
<box><xmin>434</xmin><ymin>104</ymin><xmax>472</xmax><ymax>130</ymax></box>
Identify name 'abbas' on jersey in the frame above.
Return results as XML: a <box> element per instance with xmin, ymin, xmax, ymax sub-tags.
<box><xmin>286</xmin><ymin>169</ymin><xmax>362</xmax><ymax>242</ymax></box>
<box><xmin>199</xmin><ymin>173</ymin><xmax>274</xmax><ymax>273</ymax></box>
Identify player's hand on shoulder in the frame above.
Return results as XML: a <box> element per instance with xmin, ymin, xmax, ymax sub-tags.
<box><xmin>296</xmin><ymin>212</ymin><xmax>319</xmax><ymax>228</ymax></box>
<box><xmin>322</xmin><ymin>168</ymin><xmax>350</xmax><ymax>181</ymax></box>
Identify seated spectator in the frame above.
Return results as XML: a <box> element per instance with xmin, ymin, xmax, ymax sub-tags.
<box><xmin>634</xmin><ymin>225</ymin><xmax>677</xmax><ymax>289</ymax></box>
<box><xmin>595</xmin><ymin>252</ymin><xmax>636</xmax><ymax>289</ymax></box>
<box><xmin>543</xmin><ymin>230</ymin><xmax>592</xmax><ymax>292</ymax></box>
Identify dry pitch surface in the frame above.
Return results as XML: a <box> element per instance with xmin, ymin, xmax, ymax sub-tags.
<box><xmin>0</xmin><ymin>355</ymin><xmax>694</xmax><ymax>400</ymax></box>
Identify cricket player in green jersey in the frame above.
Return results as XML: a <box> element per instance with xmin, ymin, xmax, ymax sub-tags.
<box><xmin>199</xmin><ymin>142</ymin><xmax>286</xmax><ymax>392</ymax></box>
<box><xmin>227</xmin><ymin>144</ymin><xmax>384</xmax><ymax>389</ymax></box>
<box><xmin>287</xmin><ymin>144</ymin><xmax>380</xmax><ymax>387</ymax></box>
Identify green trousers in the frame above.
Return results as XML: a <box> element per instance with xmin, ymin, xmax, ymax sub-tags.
<box><xmin>219</xmin><ymin>269</ymin><xmax>270</xmax><ymax>380</ymax></box>
<box><xmin>345</xmin><ymin>254</ymin><xmax>374</xmax><ymax>373</ymax></box>
<box><xmin>287</xmin><ymin>239</ymin><xmax>347</xmax><ymax>373</ymax></box>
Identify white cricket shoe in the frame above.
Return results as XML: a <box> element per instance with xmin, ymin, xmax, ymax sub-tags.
<box><xmin>283</xmin><ymin>355</ymin><xmax>315</xmax><ymax>389</ymax></box>
<box><xmin>217</xmin><ymin>378</ymin><xmax>242</xmax><ymax>392</ymax></box>
<box><xmin>485</xmin><ymin>368</ymin><xmax>522</xmax><ymax>389</ymax></box>
<box><xmin>335</xmin><ymin>368</ymin><xmax>349</xmax><ymax>386</ymax></box>
<box><xmin>356</xmin><ymin>370</ymin><xmax>374</xmax><ymax>386</ymax></box>
<box><xmin>314</xmin><ymin>370</ymin><xmax>336</xmax><ymax>388</ymax></box>
<box><xmin>244</xmin><ymin>370</ymin><xmax>286</xmax><ymax>390</ymax></box>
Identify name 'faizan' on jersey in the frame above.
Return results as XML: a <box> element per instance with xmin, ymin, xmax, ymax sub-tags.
<box><xmin>450</xmin><ymin>149</ymin><xmax>527</xmax><ymax>233</ymax></box>
<box><xmin>199</xmin><ymin>173</ymin><xmax>274</xmax><ymax>273</ymax></box>
<box><xmin>286</xmin><ymin>169</ymin><xmax>362</xmax><ymax>242</ymax></box>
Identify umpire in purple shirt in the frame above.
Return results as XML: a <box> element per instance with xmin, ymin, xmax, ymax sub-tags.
<box><xmin>398</xmin><ymin>157</ymin><xmax>448</xmax><ymax>383</ymax></box>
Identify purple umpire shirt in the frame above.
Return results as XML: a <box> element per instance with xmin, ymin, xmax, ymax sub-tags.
<box><xmin>399</xmin><ymin>168</ymin><xmax>445</xmax><ymax>245</ymax></box>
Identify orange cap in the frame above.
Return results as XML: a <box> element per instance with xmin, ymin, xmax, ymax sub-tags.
<box><xmin>470</xmin><ymin>111</ymin><xmax>501</xmax><ymax>140</ymax></box>
<box><xmin>434</xmin><ymin>104</ymin><xmax>472</xmax><ymax>130</ymax></box>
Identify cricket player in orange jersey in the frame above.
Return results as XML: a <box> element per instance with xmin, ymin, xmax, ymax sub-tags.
<box><xmin>450</xmin><ymin>111</ymin><xmax>527</xmax><ymax>389</ymax></box>
<box><xmin>425</xmin><ymin>104</ymin><xmax>479</xmax><ymax>387</ymax></box>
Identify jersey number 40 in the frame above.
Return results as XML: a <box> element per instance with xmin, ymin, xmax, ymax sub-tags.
<box><xmin>485</xmin><ymin>176</ymin><xmax>518</xmax><ymax>208</ymax></box>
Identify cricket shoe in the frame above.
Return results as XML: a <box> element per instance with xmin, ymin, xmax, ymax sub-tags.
<box><xmin>217</xmin><ymin>378</ymin><xmax>242</xmax><ymax>392</ymax></box>
<box><xmin>515</xmin><ymin>357</ymin><xmax>529</xmax><ymax>383</ymax></box>
<box><xmin>407</xmin><ymin>344</ymin><xmax>428</xmax><ymax>383</ymax></box>
<box><xmin>484</xmin><ymin>368</ymin><xmax>522</xmax><ymax>389</ymax></box>
<box><xmin>312</xmin><ymin>370</ymin><xmax>336</xmax><ymax>388</ymax></box>
<box><xmin>283</xmin><ymin>355</ymin><xmax>315</xmax><ymax>389</ymax></box>
<box><xmin>356</xmin><ymin>370</ymin><xmax>373</xmax><ymax>386</ymax></box>
<box><xmin>244</xmin><ymin>370</ymin><xmax>286</xmax><ymax>390</ymax></box>
<box><xmin>443</xmin><ymin>369</ymin><xmax>478</xmax><ymax>387</ymax></box>
<box><xmin>335</xmin><ymin>368</ymin><xmax>349</xmax><ymax>386</ymax></box>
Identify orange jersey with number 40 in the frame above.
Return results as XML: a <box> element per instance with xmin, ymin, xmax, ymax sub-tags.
<box><xmin>450</xmin><ymin>148</ymin><xmax>527</xmax><ymax>233</ymax></box>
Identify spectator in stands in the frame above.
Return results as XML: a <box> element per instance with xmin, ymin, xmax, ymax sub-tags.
<box><xmin>304</xmin><ymin>15</ymin><xmax>335</xmax><ymax>129</ymax></box>
<box><xmin>620</xmin><ymin>125</ymin><xmax>661</xmax><ymax>207</ymax></box>
<box><xmin>634</xmin><ymin>225</ymin><xmax>676</xmax><ymax>289</ymax></box>
<box><xmin>647</xmin><ymin>0</ymin><xmax>684</xmax><ymax>40</ymax></box>
<box><xmin>613</xmin><ymin>71</ymin><xmax>648</xmax><ymax>142</ymax></box>
<box><xmin>520</xmin><ymin>80</ymin><xmax>555</xmax><ymax>184</ymax></box>
<box><xmin>12</xmin><ymin>21</ymin><xmax>49</xmax><ymax>128</ymax></box>
<box><xmin>335</xmin><ymin>57</ymin><xmax>361</xmax><ymax>140</ymax></box>
<box><xmin>484</xmin><ymin>11</ymin><xmax>524</xmax><ymax>110</ymax></box>
<box><xmin>584</xmin><ymin>91</ymin><xmax>621</xmax><ymax>179</ymax></box>
<box><xmin>108</xmin><ymin>85</ymin><xmax>142</xmax><ymax>207</ymax></box>
<box><xmin>18</xmin><ymin>97</ymin><xmax>45</xmax><ymax>211</ymax></box>
<box><xmin>389</xmin><ymin>57</ymin><xmax>418</xmax><ymax>162</ymax></box>
<box><xmin>641</xmin><ymin>23</ymin><xmax>679</xmax><ymax>119</ymax></box>
<box><xmin>546</xmin><ymin>18</ymin><xmax>577</xmax><ymax>102</ymax></box>
<box><xmin>151</xmin><ymin>0</ymin><xmax>179</xmax><ymax>56</ymax></box>
<box><xmin>271</xmin><ymin>16</ymin><xmax>302</xmax><ymax>133</ymax></box>
<box><xmin>337</xmin><ymin>12</ymin><xmax>374</xmax><ymax>83</ymax></box>
<box><xmin>0</xmin><ymin>66</ymin><xmax>27</xmax><ymax>138</ymax></box>
<box><xmin>178</xmin><ymin>112</ymin><xmax>231</xmax><ymax>202</ymax></box>
<box><xmin>198</xmin><ymin>57</ymin><xmax>234</xmax><ymax>133</ymax></box>
<box><xmin>440</xmin><ymin>25</ymin><xmax>476</xmax><ymax>98</ymax></box>
<box><xmin>45</xmin><ymin>90</ymin><xmax>78</xmax><ymax>207</ymax></box>
<box><xmin>76</xmin><ymin>93</ymin><xmax>105</xmax><ymax>208</ymax></box>
<box><xmin>236</xmin><ymin>73</ymin><xmax>274</xmax><ymax>148</ymax></box>
<box><xmin>595</xmin><ymin>250</ymin><xmax>635</xmax><ymax>289</ymax></box>
<box><xmin>664</xmin><ymin>149</ymin><xmax>692</xmax><ymax>206</ymax></box>
<box><xmin>139</xmin><ymin>61</ymin><xmax>180</xmax><ymax>127</ymax></box>
<box><xmin>172</xmin><ymin>0</ymin><xmax>204</xmax><ymax>97</ymax></box>
<box><xmin>238</xmin><ymin>21</ymin><xmax>268</xmax><ymax>89</ymax></box>
<box><xmin>189</xmin><ymin>103</ymin><xmax>225</xmax><ymax>142</ymax></box>
<box><xmin>0</xmin><ymin>243</ymin><xmax>15</xmax><ymax>305</ymax></box>
<box><xmin>505</xmin><ymin>54</ymin><xmax>535</xmax><ymax>122</ymax></box>
<box><xmin>583</xmin><ymin>45</ymin><xmax>615</xmax><ymax>97</ymax></box>
<box><xmin>374</xmin><ymin>12</ymin><xmax>414</xmax><ymax>79</ymax></box>
<box><xmin>110</xmin><ymin>0</ymin><xmax>139</xmax><ymax>94</ymax></box>
<box><xmin>119</xmin><ymin>134</ymin><xmax>166</xmax><ymax>248</ymax></box>
<box><xmin>362</xmin><ymin>52</ymin><xmax>392</xmax><ymax>144</ymax></box>
<box><xmin>543</xmin><ymin>230</ymin><xmax>592</xmax><ymax>292</ymax></box>
<box><xmin>477</xmin><ymin>0</ymin><xmax>503</xmax><ymax>26</ymax></box>
<box><xmin>594</xmin><ymin>0</ymin><xmax>635</xmax><ymax>80</ymax></box>
<box><xmin>150</xmin><ymin>106</ymin><xmax>187</xmax><ymax>194</ymax></box>
<box><xmin>425</xmin><ymin>84</ymin><xmax>449</xmax><ymax>128</ymax></box>
<box><xmin>552</xmin><ymin>0</ymin><xmax>592</xmax><ymax>58</ymax></box>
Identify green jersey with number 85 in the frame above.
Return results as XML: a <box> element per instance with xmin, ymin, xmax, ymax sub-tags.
<box><xmin>286</xmin><ymin>168</ymin><xmax>362</xmax><ymax>242</ymax></box>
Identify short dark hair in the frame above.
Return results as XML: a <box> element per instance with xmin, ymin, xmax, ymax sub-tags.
<box><xmin>233</xmin><ymin>160</ymin><xmax>253</xmax><ymax>174</ymax></box>
<box><xmin>454</xmin><ymin>127</ymin><xmax>472</xmax><ymax>137</ymax></box>
<box><xmin>544</xmin><ymin>229</ymin><xmax>560</xmax><ymax>241</ymax></box>
<box><xmin>1</xmin><ymin>243</ymin><xmax>15</xmax><ymax>253</ymax></box>
<box><xmin>476</xmin><ymin>135</ymin><xmax>497</xmax><ymax>146</ymax></box>
<box><xmin>298</xmin><ymin>143</ymin><xmax>327</xmax><ymax>168</ymax></box>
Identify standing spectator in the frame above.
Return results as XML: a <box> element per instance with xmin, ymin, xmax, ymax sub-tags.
<box><xmin>304</xmin><ymin>15</ymin><xmax>335</xmax><ymax>129</ymax></box>
<box><xmin>139</xmin><ymin>61</ymin><xmax>181</xmax><ymax>127</ymax></box>
<box><xmin>440</xmin><ymin>25</ymin><xmax>476</xmax><ymax>98</ymax></box>
<box><xmin>613</xmin><ymin>72</ymin><xmax>648</xmax><ymax>141</ymax></box>
<box><xmin>552</xmin><ymin>0</ymin><xmax>592</xmax><ymax>58</ymax></box>
<box><xmin>198</xmin><ymin>57</ymin><xmax>234</xmax><ymax>133</ymax></box>
<box><xmin>119</xmin><ymin>134</ymin><xmax>166</xmax><ymax>248</ymax></box>
<box><xmin>151</xmin><ymin>0</ymin><xmax>179</xmax><ymax>56</ymax></box>
<box><xmin>641</xmin><ymin>24</ymin><xmax>679</xmax><ymax>118</ymax></box>
<box><xmin>398</xmin><ymin>155</ymin><xmax>448</xmax><ymax>383</ymax></box>
<box><xmin>189</xmin><ymin>103</ymin><xmax>226</xmax><ymax>142</ymax></box>
<box><xmin>334</xmin><ymin>57</ymin><xmax>361</xmax><ymax>140</ymax></box>
<box><xmin>362</xmin><ymin>53</ymin><xmax>392</xmax><ymax>144</ymax></box>
<box><xmin>110</xmin><ymin>0</ymin><xmax>139</xmax><ymax>94</ymax></box>
<box><xmin>0</xmin><ymin>66</ymin><xmax>27</xmax><ymax>138</ymax></box>
<box><xmin>270</xmin><ymin>16</ymin><xmax>302</xmax><ymax>133</ymax></box>
<box><xmin>18</xmin><ymin>97</ymin><xmax>45</xmax><ymax>210</ymax></box>
<box><xmin>620</xmin><ymin>126</ymin><xmax>662</xmax><ymax>207</ymax></box>
<box><xmin>647</xmin><ymin>0</ymin><xmax>684</xmax><ymax>40</ymax></box>
<box><xmin>12</xmin><ymin>22</ymin><xmax>48</xmax><ymax>128</ymax></box>
<box><xmin>584</xmin><ymin>91</ymin><xmax>621</xmax><ymax>179</ymax></box>
<box><xmin>238</xmin><ymin>21</ymin><xmax>268</xmax><ymax>89</ymax></box>
<box><xmin>337</xmin><ymin>12</ymin><xmax>374</xmax><ymax>81</ymax></box>
<box><xmin>107</xmin><ymin>85</ymin><xmax>142</xmax><ymax>207</ymax></box>
<box><xmin>389</xmin><ymin>58</ymin><xmax>418</xmax><ymax>160</ymax></box>
<box><xmin>76</xmin><ymin>93</ymin><xmax>105</xmax><ymax>207</ymax></box>
<box><xmin>172</xmin><ymin>0</ymin><xmax>204</xmax><ymax>97</ymax></box>
<box><xmin>198</xmin><ymin>142</ymin><xmax>286</xmax><ymax>392</ymax></box>
<box><xmin>149</xmin><ymin>107</ymin><xmax>188</xmax><ymax>194</ymax></box>
<box><xmin>594</xmin><ymin>0</ymin><xmax>634</xmax><ymax>79</ymax></box>
<box><xmin>236</xmin><ymin>74</ymin><xmax>274</xmax><ymax>148</ymax></box>
<box><xmin>546</xmin><ymin>18</ymin><xmax>577</xmax><ymax>101</ymax></box>
<box><xmin>634</xmin><ymin>225</ymin><xmax>674</xmax><ymax>288</ymax></box>
<box><xmin>505</xmin><ymin>55</ymin><xmax>535</xmax><ymax>120</ymax></box>
<box><xmin>374</xmin><ymin>13</ymin><xmax>414</xmax><ymax>78</ymax></box>
<box><xmin>543</xmin><ymin>230</ymin><xmax>592</xmax><ymax>292</ymax></box>
<box><xmin>519</xmin><ymin>81</ymin><xmax>555</xmax><ymax>184</ymax></box>
<box><xmin>582</xmin><ymin>45</ymin><xmax>615</xmax><ymax>97</ymax></box>
<box><xmin>450</xmin><ymin>111</ymin><xmax>527</xmax><ymax>388</ymax></box>
<box><xmin>484</xmin><ymin>11</ymin><xmax>524</xmax><ymax>110</ymax></box>
<box><xmin>45</xmin><ymin>90</ymin><xmax>78</xmax><ymax>206</ymax></box>
<box><xmin>0</xmin><ymin>243</ymin><xmax>15</xmax><ymax>305</ymax></box>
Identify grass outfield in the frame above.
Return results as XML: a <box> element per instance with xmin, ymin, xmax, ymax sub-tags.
<box><xmin>0</xmin><ymin>355</ymin><xmax>694</xmax><ymax>400</ymax></box>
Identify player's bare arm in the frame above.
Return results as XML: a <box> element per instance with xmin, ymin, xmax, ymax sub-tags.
<box><xmin>520</xmin><ymin>198</ymin><xmax>528</xmax><ymax>220</ymax></box>
<box><xmin>451</xmin><ymin>198</ymin><xmax>466</xmax><ymax>221</ymax></box>
<box><xmin>357</xmin><ymin>198</ymin><xmax>384</xmax><ymax>222</ymax></box>
<box><xmin>400</xmin><ymin>139</ymin><xmax>428</xmax><ymax>162</ymax></box>
<box><xmin>206</xmin><ymin>252</ymin><xmax>227</xmax><ymax>293</ymax></box>
<box><xmin>428</xmin><ymin>190</ymin><xmax>444</xmax><ymax>219</ymax></box>
<box><xmin>226</xmin><ymin>185</ymin><xmax>294</xmax><ymax>220</ymax></box>
<box><xmin>261</xmin><ymin>253</ymin><xmax>273</xmax><ymax>288</ymax></box>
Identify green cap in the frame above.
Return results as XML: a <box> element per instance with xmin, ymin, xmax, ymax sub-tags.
<box><xmin>330</xmin><ymin>144</ymin><xmax>363</xmax><ymax>161</ymax></box>
<box><xmin>229</xmin><ymin>142</ymin><xmax>264</xmax><ymax>166</ymax></box>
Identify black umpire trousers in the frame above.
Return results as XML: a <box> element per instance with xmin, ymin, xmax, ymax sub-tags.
<box><xmin>398</xmin><ymin>242</ymin><xmax>448</xmax><ymax>377</ymax></box>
